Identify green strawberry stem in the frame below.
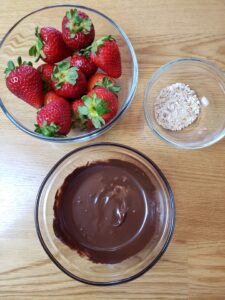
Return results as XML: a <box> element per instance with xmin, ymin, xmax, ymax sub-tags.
<box><xmin>94</xmin><ymin>77</ymin><xmax>120</xmax><ymax>94</ymax></box>
<box><xmin>80</xmin><ymin>35</ymin><xmax>115</xmax><ymax>56</ymax></box>
<box><xmin>51</xmin><ymin>61</ymin><xmax>78</xmax><ymax>89</ymax></box>
<box><xmin>79</xmin><ymin>92</ymin><xmax>110</xmax><ymax>129</ymax></box>
<box><xmin>29</xmin><ymin>27</ymin><xmax>46</xmax><ymax>62</ymax></box>
<box><xmin>65</xmin><ymin>9</ymin><xmax>92</xmax><ymax>38</ymax></box>
<box><xmin>73</xmin><ymin>112</ymin><xmax>88</xmax><ymax>130</ymax></box>
<box><xmin>34</xmin><ymin>121</ymin><xmax>63</xmax><ymax>137</ymax></box>
<box><xmin>4</xmin><ymin>56</ymin><xmax>33</xmax><ymax>77</ymax></box>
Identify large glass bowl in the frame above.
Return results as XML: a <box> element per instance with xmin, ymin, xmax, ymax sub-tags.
<box><xmin>144</xmin><ymin>58</ymin><xmax>225</xmax><ymax>149</ymax></box>
<box><xmin>0</xmin><ymin>5</ymin><xmax>138</xmax><ymax>143</ymax></box>
<box><xmin>35</xmin><ymin>143</ymin><xmax>175</xmax><ymax>285</ymax></box>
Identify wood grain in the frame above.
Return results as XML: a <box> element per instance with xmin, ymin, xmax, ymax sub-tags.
<box><xmin>0</xmin><ymin>0</ymin><xmax>225</xmax><ymax>299</ymax></box>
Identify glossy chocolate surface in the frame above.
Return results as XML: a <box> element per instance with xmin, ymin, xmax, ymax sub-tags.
<box><xmin>53</xmin><ymin>159</ymin><xmax>158</xmax><ymax>264</ymax></box>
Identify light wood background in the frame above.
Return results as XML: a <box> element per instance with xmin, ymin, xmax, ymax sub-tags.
<box><xmin>0</xmin><ymin>0</ymin><xmax>225</xmax><ymax>299</ymax></box>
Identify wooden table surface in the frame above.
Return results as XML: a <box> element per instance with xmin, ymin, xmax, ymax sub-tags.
<box><xmin>1</xmin><ymin>0</ymin><xmax>225</xmax><ymax>299</ymax></box>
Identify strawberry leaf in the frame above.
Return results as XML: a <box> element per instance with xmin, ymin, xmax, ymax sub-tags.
<box><xmin>91</xmin><ymin>41</ymin><xmax>98</xmax><ymax>54</ymax></box>
<box><xmin>92</xmin><ymin>116</ymin><xmax>105</xmax><ymax>129</ymax></box>
<box><xmin>79</xmin><ymin>46</ymin><xmax>91</xmax><ymax>57</ymax></box>
<box><xmin>66</xmin><ymin>9</ymin><xmax>73</xmax><ymax>20</ymax></box>
<box><xmin>8</xmin><ymin>61</ymin><xmax>15</xmax><ymax>70</ymax></box>
<box><xmin>55</xmin><ymin>82</ymin><xmax>63</xmax><ymax>89</ymax></box>
<box><xmin>4</xmin><ymin>57</ymin><xmax>33</xmax><ymax>77</ymax></box>
<box><xmin>96</xmin><ymin>100</ymin><xmax>110</xmax><ymax>116</ymax></box>
<box><xmin>80</xmin><ymin>93</ymin><xmax>109</xmax><ymax>129</ymax></box>
<box><xmin>36</xmin><ymin>37</ymin><xmax>44</xmax><ymax>52</ymax></box>
<box><xmin>52</xmin><ymin>62</ymin><xmax>78</xmax><ymax>88</ymax></box>
<box><xmin>35</xmin><ymin>26</ymin><xmax>39</xmax><ymax>36</ymax></box>
<box><xmin>78</xmin><ymin>105</ymin><xmax>89</xmax><ymax>116</ymax></box>
<box><xmin>29</xmin><ymin>45</ymin><xmax>37</xmax><ymax>56</ymax></box>
<box><xmin>67</xmin><ymin>67</ymin><xmax>78</xmax><ymax>85</ymax></box>
<box><xmin>92</xmin><ymin>117</ymin><xmax>101</xmax><ymax>129</ymax></box>
<box><xmin>57</xmin><ymin>61</ymin><xmax>70</xmax><ymax>71</ymax></box>
<box><xmin>51</xmin><ymin>66</ymin><xmax>58</xmax><ymax>82</ymax></box>
<box><xmin>34</xmin><ymin>121</ymin><xmax>63</xmax><ymax>137</ymax></box>
<box><xmin>65</xmin><ymin>8</ymin><xmax>92</xmax><ymax>37</ymax></box>
<box><xmin>101</xmin><ymin>35</ymin><xmax>115</xmax><ymax>42</ymax></box>
<box><xmin>82</xmin><ymin>95</ymin><xmax>92</xmax><ymax>106</ymax></box>
<box><xmin>75</xmin><ymin>15</ymin><xmax>82</xmax><ymax>23</ymax></box>
<box><xmin>94</xmin><ymin>77</ymin><xmax>121</xmax><ymax>94</ymax></box>
<box><xmin>86</xmin><ymin>35</ymin><xmax>116</xmax><ymax>55</ymax></box>
<box><xmin>82</xmin><ymin>18</ymin><xmax>92</xmax><ymax>34</ymax></box>
<box><xmin>4</xmin><ymin>60</ymin><xmax>15</xmax><ymax>76</ymax></box>
<box><xmin>29</xmin><ymin>27</ymin><xmax>45</xmax><ymax>62</ymax></box>
<box><xmin>17</xmin><ymin>56</ymin><xmax>22</xmax><ymax>66</ymax></box>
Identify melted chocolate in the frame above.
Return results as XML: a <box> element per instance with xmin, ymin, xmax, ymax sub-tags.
<box><xmin>53</xmin><ymin>159</ymin><xmax>159</xmax><ymax>264</ymax></box>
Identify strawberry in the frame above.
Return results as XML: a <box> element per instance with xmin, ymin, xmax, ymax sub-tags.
<box><xmin>82</xmin><ymin>35</ymin><xmax>121</xmax><ymax>78</ymax></box>
<box><xmin>88</xmin><ymin>73</ymin><xmax>120</xmax><ymax>94</ymax></box>
<box><xmin>70</xmin><ymin>53</ymin><xmax>97</xmax><ymax>79</ymax></box>
<box><xmin>71</xmin><ymin>98</ymin><xmax>87</xmax><ymax>128</ymax></box>
<box><xmin>62</xmin><ymin>9</ymin><xmax>95</xmax><ymax>51</ymax></box>
<box><xmin>4</xmin><ymin>57</ymin><xmax>44</xmax><ymax>108</ymax></box>
<box><xmin>72</xmin><ymin>87</ymin><xmax>118</xmax><ymax>129</ymax></box>
<box><xmin>51</xmin><ymin>61</ymin><xmax>87</xmax><ymax>99</ymax></box>
<box><xmin>35</xmin><ymin>97</ymin><xmax>71</xmax><ymax>136</ymax></box>
<box><xmin>37</xmin><ymin>63</ymin><xmax>55</xmax><ymax>83</ymax></box>
<box><xmin>91</xmin><ymin>86</ymin><xmax>119</xmax><ymax>122</ymax></box>
<box><xmin>71</xmin><ymin>99</ymin><xmax>84</xmax><ymax>118</ymax></box>
<box><xmin>37</xmin><ymin>63</ymin><xmax>55</xmax><ymax>91</ymax></box>
<box><xmin>29</xmin><ymin>27</ymin><xmax>72</xmax><ymax>64</ymax></box>
<box><xmin>44</xmin><ymin>91</ymin><xmax>66</xmax><ymax>105</ymax></box>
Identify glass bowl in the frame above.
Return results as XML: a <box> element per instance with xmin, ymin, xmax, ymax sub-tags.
<box><xmin>0</xmin><ymin>5</ymin><xmax>138</xmax><ymax>143</ymax></box>
<box><xmin>144</xmin><ymin>58</ymin><xmax>225</xmax><ymax>149</ymax></box>
<box><xmin>35</xmin><ymin>143</ymin><xmax>175</xmax><ymax>285</ymax></box>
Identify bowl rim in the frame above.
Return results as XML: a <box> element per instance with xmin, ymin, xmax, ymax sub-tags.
<box><xmin>35</xmin><ymin>142</ymin><xmax>175</xmax><ymax>286</ymax></box>
<box><xmin>144</xmin><ymin>57</ymin><xmax>225</xmax><ymax>149</ymax></box>
<box><xmin>0</xmin><ymin>4</ymin><xmax>138</xmax><ymax>143</ymax></box>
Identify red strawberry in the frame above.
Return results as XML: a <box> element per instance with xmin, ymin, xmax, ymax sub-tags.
<box><xmin>37</xmin><ymin>63</ymin><xmax>55</xmax><ymax>91</ymax></box>
<box><xmin>62</xmin><ymin>9</ymin><xmax>95</xmax><ymax>51</ymax></box>
<box><xmin>44</xmin><ymin>91</ymin><xmax>66</xmax><ymax>105</ymax></box>
<box><xmin>91</xmin><ymin>87</ymin><xmax>119</xmax><ymax>121</ymax></box>
<box><xmin>83</xmin><ymin>35</ymin><xmax>121</xmax><ymax>78</ymax></box>
<box><xmin>88</xmin><ymin>73</ymin><xmax>120</xmax><ymax>94</ymax></box>
<box><xmin>70</xmin><ymin>53</ymin><xmax>97</xmax><ymax>79</ymax></box>
<box><xmin>29</xmin><ymin>27</ymin><xmax>72</xmax><ymax>64</ymax></box>
<box><xmin>51</xmin><ymin>61</ymin><xmax>87</xmax><ymax>99</ymax></box>
<box><xmin>71</xmin><ymin>99</ymin><xmax>84</xmax><ymax>118</ymax></box>
<box><xmin>37</xmin><ymin>63</ymin><xmax>55</xmax><ymax>82</ymax></box>
<box><xmin>35</xmin><ymin>97</ymin><xmax>71</xmax><ymax>136</ymax></box>
<box><xmin>71</xmin><ymin>98</ymin><xmax>88</xmax><ymax>128</ymax></box>
<box><xmin>73</xmin><ymin>87</ymin><xmax>118</xmax><ymax>129</ymax></box>
<box><xmin>4</xmin><ymin>57</ymin><xmax>44</xmax><ymax>108</ymax></box>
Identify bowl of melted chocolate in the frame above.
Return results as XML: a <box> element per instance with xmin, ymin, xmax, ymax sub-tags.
<box><xmin>36</xmin><ymin>143</ymin><xmax>175</xmax><ymax>285</ymax></box>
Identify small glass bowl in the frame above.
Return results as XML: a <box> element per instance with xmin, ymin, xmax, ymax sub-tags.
<box><xmin>0</xmin><ymin>5</ymin><xmax>138</xmax><ymax>143</ymax></box>
<box><xmin>35</xmin><ymin>143</ymin><xmax>175</xmax><ymax>285</ymax></box>
<box><xmin>144</xmin><ymin>58</ymin><xmax>225</xmax><ymax>149</ymax></box>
